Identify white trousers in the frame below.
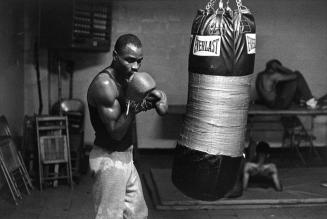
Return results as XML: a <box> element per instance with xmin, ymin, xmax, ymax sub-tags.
<box><xmin>89</xmin><ymin>146</ymin><xmax>148</xmax><ymax>219</ymax></box>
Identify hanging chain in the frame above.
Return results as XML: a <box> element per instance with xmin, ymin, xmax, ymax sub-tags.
<box><xmin>226</xmin><ymin>0</ymin><xmax>231</xmax><ymax>11</ymax></box>
<box><xmin>206</xmin><ymin>0</ymin><xmax>248</xmax><ymax>12</ymax></box>
<box><xmin>236</xmin><ymin>0</ymin><xmax>242</xmax><ymax>6</ymax></box>
<box><xmin>218</xmin><ymin>0</ymin><xmax>224</xmax><ymax>9</ymax></box>
<box><xmin>236</xmin><ymin>0</ymin><xmax>248</xmax><ymax>11</ymax></box>
<box><xmin>206</xmin><ymin>0</ymin><xmax>225</xmax><ymax>13</ymax></box>
<box><xmin>206</xmin><ymin>0</ymin><xmax>217</xmax><ymax>10</ymax></box>
<box><xmin>236</xmin><ymin>0</ymin><xmax>243</xmax><ymax>9</ymax></box>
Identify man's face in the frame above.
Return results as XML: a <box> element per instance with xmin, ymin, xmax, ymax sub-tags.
<box><xmin>115</xmin><ymin>43</ymin><xmax>143</xmax><ymax>81</ymax></box>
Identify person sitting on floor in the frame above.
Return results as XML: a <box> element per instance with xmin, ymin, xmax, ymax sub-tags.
<box><xmin>255</xmin><ymin>59</ymin><xmax>319</xmax><ymax>109</ymax></box>
<box><xmin>243</xmin><ymin>141</ymin><xmax>283</xmax><ymax>191</ymax></box>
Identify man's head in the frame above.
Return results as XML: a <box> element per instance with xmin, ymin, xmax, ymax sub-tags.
<box><xmin>256</xmin><ymin>141</ymin><xmax>271</xmax><ymax>157</ymax></box>
<box><xmin>266</xmin><ymin>59</ymin><xmax>282</xmax><ymax>71</ymax></box>
<box><xmin>112</xmin><ymin>34</ymin><xmax>143</xmax><ymax>80</ymax></box>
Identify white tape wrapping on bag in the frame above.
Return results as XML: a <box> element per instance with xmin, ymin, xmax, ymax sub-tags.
<box><xmin>178</xmin><ymin>73</ymin><xmax>253</xmax><ymax>157</ymax></box>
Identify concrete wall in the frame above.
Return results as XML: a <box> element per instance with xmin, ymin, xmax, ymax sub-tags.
<box><xmin>0</xmin><ymin>0</ymin><xmax>24</xmax><ymax>191</ymax></box>
<box><xmin>22</xmin><ymin>0</ymin><xmax>327</xmax><ymax>148</ymax></box>
<box><xmin>0</xmin><ymin>1</ymin><xmax>24</xmax><ymax>136</ymax></box>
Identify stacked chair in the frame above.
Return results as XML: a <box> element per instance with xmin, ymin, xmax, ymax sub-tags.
<box><xmin>35</xmin><ymin>116</ymin><xmax>73</xmax><ymax>191</ymax></box>
<box><xmin>0</xmin><ymin>115</ymin><xmax>33</xmax><ymax>205</ymax></box>
<box><xmin>51</xmin><ymin>99</ymin><xmax>85</xmax><ymax>182</ymax></box>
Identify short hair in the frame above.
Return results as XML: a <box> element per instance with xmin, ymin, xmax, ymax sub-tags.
<box><xmin>114</xmin><ymin>34</ymin><xmax>142</xmax><ymax>54</ymax></box>
<box><xmin>256</xmin><ymin>141</ymin><xmax>270</xmax><ymax>155</ymax></box>
<box><xmin>266</xmin><ymin>59</ymin><xmax>282</xmax><ymax>70</ymax></box>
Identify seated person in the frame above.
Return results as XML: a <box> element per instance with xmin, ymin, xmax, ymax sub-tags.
<box><xmin>243</xmin><ymin>141</ymin><xmax>283</xmax><ymax>191</ymax></box>
<box><xmin>255</xmin><ymin>59</ymin><xmax>318</xmax><ymax>109</ymax></box>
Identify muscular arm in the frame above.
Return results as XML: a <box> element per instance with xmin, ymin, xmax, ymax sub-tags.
<box><xmin>88</xmin><ymin>75</ymin><xmax>134</xmax><ymax>141</ymax></box>
<box><xmin>260</xmin><ymin>68</ymin><xmax>297</xmax><ymax>95</ymax></box>
<box><xmin>271</xmin><ymin>65</ymin><xmax>297</xmax><ymax>83</ymax></box>
<box><xmin>97</xmin><ymin>100</ymin><xmax>134</xmax><ymax>141</ymax></box>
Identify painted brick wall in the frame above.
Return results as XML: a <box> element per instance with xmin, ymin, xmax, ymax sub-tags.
<box><xmin>0</xmin><ymin>0</ymin><xmax>24</xmax><ymax>191</ymax></box>
<box><xmin>0</xmin><ymin>1</ymin><xmax>24</xmax><ymax>135</ymax></box>
<box><xmin>23</xmin><ymin>0</ymin><xmax>327</xmax><ymax>148</ymax></box>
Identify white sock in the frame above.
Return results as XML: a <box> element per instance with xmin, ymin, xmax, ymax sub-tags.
<box><xmin>306</xmin><ymin>97</ymin><xmax>318</xmax><ymax>108</ymax></box>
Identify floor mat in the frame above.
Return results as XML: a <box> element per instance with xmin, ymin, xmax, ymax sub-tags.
<box><xmin>143</xmin><ymin>168</ymin><xmax>327</xmax><ymax>210</ymax></box>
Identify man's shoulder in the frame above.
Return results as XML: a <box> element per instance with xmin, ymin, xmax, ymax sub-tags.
<box><xmin>257</xmin><ymin>70</ymin><xmax>277</xmax><ymax>81</ymax></box>
<box><xmin>257</xmin><ymin>70</ymin><xmax>267</xmax><ymax>76</ymax></box>
<box><xmin>91</xmin><ymin>70</ymin><xmax>116</xmax><ymax>91</ymax></box>
<box><xmin>88</xmin><ymin>69</ymin><xmax>118</xmax><ymax>105</ymax></box>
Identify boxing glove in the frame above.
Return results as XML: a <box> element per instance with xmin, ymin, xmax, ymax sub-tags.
<box><xmin>125</xmin><ymin>72</ymin><xmax>156</xmax><ymax>115</ymax></box>
<box><xmin>145</xmin><ymin>89</ymin><xmax>168</xmax><ymax>116</ymax></box>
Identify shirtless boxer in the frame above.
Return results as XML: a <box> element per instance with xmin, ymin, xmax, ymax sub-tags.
<box><xmin>256</xmin><ymin>59</ymin><xmax>318</xmax><ymax>109</ymax></box>
<box><xmin>87</xmin><ymin>34</ymin><xmax>168</xmax><ymax>219</ymax></box>
<box><xmin>243</xmin><ymin>141</ymin><xmax>282</xmax><ymax>191</ymax></box>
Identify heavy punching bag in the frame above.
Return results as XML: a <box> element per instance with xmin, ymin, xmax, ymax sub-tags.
<box><xmin>172</xmin><ymin>0</ymin><xmax>256</xmax><ymax>201</ymax></box>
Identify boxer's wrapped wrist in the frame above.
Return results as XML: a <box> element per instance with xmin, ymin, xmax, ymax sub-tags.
<box><xmin>126</xmin><ymin>99</ymin><xmax>153</xmax><ymax>115</ymax></box>
<box><xmin>134</xmin><ymin>98</ymin><xmax>154</xmax><ymax>113</ymax></box>
<box><xmin>140</xmin><ymin>98</ymin><xmax>155</xmax><ymax>111</ymax></box>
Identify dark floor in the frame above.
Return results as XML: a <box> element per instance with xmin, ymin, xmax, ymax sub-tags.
<box><xmin>1</xmin><ymin>147</ymin><xmax>327</xmax><ymax>219</ymax></box>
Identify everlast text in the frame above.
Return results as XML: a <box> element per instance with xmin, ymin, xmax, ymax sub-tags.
<box><xmin>193</xmin><ymin>35</ymin><xmax>221</xmax><ymax>56</ymax></box>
